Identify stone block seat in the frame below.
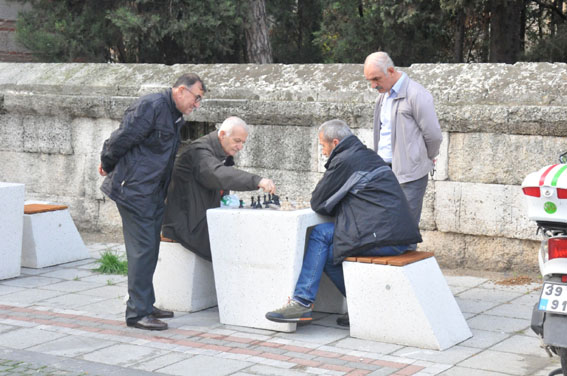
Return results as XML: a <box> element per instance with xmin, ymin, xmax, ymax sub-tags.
<box><xmin>22</xmin><ymin>203</ymin><xmax>89</xmax><ymax>268</ymax></box>
<box><xmin>343</xmin><ymin>251</ymin><xmax>472</xmax><ymax>350</ymax></box>
<box><xmin>152</xmin><ymin>237</ymin><xmax>217</xmax><ymax>312</ymax></box>
<box><xmin>0</xmin><ymin>182</ymin><xmax>25</xmax><ymax>280</ymax></box>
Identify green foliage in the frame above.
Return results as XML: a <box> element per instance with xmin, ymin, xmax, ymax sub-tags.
<box><xmin>267</xmin><ymin>0</ymin><xmax>323</xmax><ymax>63</ymax></box>
<box><xmin>95</xmin><ymin>250</ymin><xmax>128</xmax><ymax>275</ymax></box>
<box><xmin>525</xmin><ymin>24</ymin><xmax>567</xmax><ymax>62</ymax></box>
<box><xmin>14</xmin><ymin>0</ymin><xmax>115</xmax><ymax>62</ymax></box>
<box><xmin>106</xmin><ymin>0</ymin><xmax>245</xmax><ymax>64</ymax></box>
<box><xmin>12</xmin><ymin>0</ymin><xmax>245</xmax><ymax>63</ymax></box>
<box><xmin>8</xmin><ymin>0</ymin><xmax>567</xmax><ymax>64</ymax></box>
<box><xmin>314</xmin><ymin>0</ymin><xmax>453</xmax><ymax>65</ymax></box>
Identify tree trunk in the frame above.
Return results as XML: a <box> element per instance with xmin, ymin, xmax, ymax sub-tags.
<box><xmin>480</xmin><ymin>1</ymin><xmax>491</xmax><ymax>62</ymax></box>
<box><xmin>454</xmin><ymin>7</ymin><xmax>465</xmax><ymax>63</ymax></box>
<box><xmin>244</xmin><ymin>0</ymin><xmax>273</xmax><ymax>64</ymax></box>
<box><xmin>489</xmin><ymin>0</ymin><xmax>524</xmax><ymax>63</ymax></box>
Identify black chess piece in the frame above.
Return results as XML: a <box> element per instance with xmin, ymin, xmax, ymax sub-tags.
<box><xmin>251</xmin><ymin>196</ymin><xmax>255</xmax><ymax>208</ymax></box>
<box><xmin>239</xmin><ymin>200</ymin><xmax>244</xmax><ymax>208</ymax></box>
<box><xmin>272</xmin><ymin>194</ymin><xmax>280</xmax><ymax>206</ymax></box>
<box><xmin>256</xmin><ymin>195</ymin><xmax>263</xmax><ymax>209</ymax></box>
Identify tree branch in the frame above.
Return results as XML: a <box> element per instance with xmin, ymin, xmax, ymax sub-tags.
<box><xmin>530</xmin><ymin>0</ymin><xmax>567</xmax><ymax>21</ymax></box>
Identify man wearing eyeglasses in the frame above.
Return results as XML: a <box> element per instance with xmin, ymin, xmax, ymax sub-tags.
<box><xmin>98</xmin><ymin>73</ymin><xmax>205</xmax><ymax>331</ymax></box>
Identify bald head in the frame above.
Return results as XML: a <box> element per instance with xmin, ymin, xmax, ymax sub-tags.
<box><xmin>218</xmin><ymin>116</ymin><xmax>249</xmax><ymax>157</ymax></box>
<box><xmin>364</xmin><ymin>52</ymin><xmax>395</xmax><ymax>75</ymax></box>
<box><xmin>218</xmin><ymin>116</ymin><xmax>249</xmax><ymax>136</ymax></box>
<box><xmin>363</xmin><ymin>51</ymin><xmax>401</xmax><ymax>94</ymax></box>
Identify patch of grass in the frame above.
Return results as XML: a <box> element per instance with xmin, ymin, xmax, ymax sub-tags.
<box><xmin>94</xmin><ymin>250</ymin><xmax>128</xmax><ymax>275</ymax></box>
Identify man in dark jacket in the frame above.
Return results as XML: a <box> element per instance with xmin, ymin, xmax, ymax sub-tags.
<box><xmin>98</xmin><ymin>73</ymin><xmax>205</xmax><ymax>331</ymax></box>
<box><xmin>162</xmin><ymin>116</ymin><xmax>276</xmax><ymax>261</ymax></box>
<box><xmin>266</xmin><ymin>119</ymin><xmax>421</xmax><ymax>326</ymax></box>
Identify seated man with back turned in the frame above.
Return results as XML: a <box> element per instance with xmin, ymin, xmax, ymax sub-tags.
<box><xmin>266</xmin><ymin>119</ymin><xmax>421</xmax><ymax>327</ymax></box>
<box><xmin>162</xmin><ymin>116</ymin><xmax>276</xmax><ymax>261</ymax></box>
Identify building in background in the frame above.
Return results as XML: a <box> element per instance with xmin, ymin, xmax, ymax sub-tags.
<box><xmin>0</xmin><ymin>0</ymin><xmax>32</xmax><ymax>62</ymax></box>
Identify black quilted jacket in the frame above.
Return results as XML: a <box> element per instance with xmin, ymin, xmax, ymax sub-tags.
<box><xmin>310</xmin><ymin>135</ymin><xmax>422</xmax><ymax>264</ymax></box>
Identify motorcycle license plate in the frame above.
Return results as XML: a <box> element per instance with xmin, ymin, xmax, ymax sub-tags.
<box><xmin>539</xmin><ymin>282</ymin><xmax>567</xmax><ymax>315</ymax></box>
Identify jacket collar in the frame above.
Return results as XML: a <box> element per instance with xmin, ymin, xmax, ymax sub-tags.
<box><xmin>378</xmin><ymin>73</ymin><xmax>410</xmax><ymax>103</ymax></box>
<box><xmin>166</xmin><ymin>88</ymin><xmax>183</xmax><ymax>120</ymax></box>
<box><xmin>394</xmin><ymin>73</ymin><xmax>410</xmax><ymax>100</ymax></box>
<box><xmin>324</xmin><ymin>135</ymin><xmax>361</xmax><ymax>169</ymax></box>
<box><xmin>206</xmin><ymin>130</ymin><xmax>228</xmax><ymax>159</ymax></box>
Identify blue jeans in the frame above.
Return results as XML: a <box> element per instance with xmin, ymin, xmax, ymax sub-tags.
<box><xmin>293</xmin><ymin>222</ymin><xmax>409</xmax><ymax>305</ymax></box>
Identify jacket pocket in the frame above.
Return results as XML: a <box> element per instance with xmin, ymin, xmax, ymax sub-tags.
<box><xmin>144</xmin><ymin>128</ymin><xmax>175</xmax><ymax>155</ymax></box>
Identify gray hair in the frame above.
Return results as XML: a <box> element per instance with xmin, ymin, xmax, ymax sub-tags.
<box><xmin>318</xmin><ymin>119</ymin><xmax>352</xmax><ymax>142</ymax></box>
<box><xmin>218</xmin><ymin>116</ymin><xmax>249</xmax><ymax>136</ymax></box>
<box><xmin>364</xmin><ymin>52</ymin><xmax>394</xmax><ymax>75</ymax></box>
<box><xmin>173</xmin><ymin>73</ymin><xmax>207</xmax><ymax>93</ymax></box>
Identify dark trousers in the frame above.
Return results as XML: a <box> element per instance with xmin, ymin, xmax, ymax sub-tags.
<box><xmin>400</xmin><ymin>174</ymin><xmax>429</xmax><ymax>250</ymax></box>
<box><xmin>117</xmin><ymin>202</ymin><xmax>165</xmax><ymax>324</ymax></box>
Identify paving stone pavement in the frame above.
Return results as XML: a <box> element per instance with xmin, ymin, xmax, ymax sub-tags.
<box><xmin>0</xmin><ymin>241</ymin><xmax>563</xmax><ymax>376</ymax></box>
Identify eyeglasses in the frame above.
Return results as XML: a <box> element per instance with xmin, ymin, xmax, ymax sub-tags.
<box><xmin>183</xmin><ymin>86</ymin><xmax>202</xmax><ymax>103</ymax></box>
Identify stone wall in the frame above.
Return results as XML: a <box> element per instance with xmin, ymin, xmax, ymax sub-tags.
<box><xmin>1</xmin><ymin>62</ymin><xmax>566</xmax><ymax>273</ymax></box>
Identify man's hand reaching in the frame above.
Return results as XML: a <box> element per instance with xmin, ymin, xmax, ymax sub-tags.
<box><xmin>258</xmin><ymin>178</ymin><xmax>276</xmax><ymax>194</ymax></box>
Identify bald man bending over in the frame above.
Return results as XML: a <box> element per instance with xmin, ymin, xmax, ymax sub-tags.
<box><xmin>162</xmin><ymin>116</ymin><xmax>276</xmax><ymax>261</ymax></box>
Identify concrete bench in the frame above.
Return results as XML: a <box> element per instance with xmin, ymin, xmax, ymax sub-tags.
<box><xmin>343</xmin><ymin>251</ymin><xmax>472</xmax><ymax>350</ymax></box>
<box><xmin>0</xmin><ymin>182</ymin><xmax>25</xmax><ymax>280</ymax></box>
<box><xmin>22</xmin><ymin>203</ymin><xmax>89</xmax><ymax>268</ymax></box>
<box><xmin>153</xmin><ymin>237</ymin><xmax>217</xmax><ymax>312</ymax></box>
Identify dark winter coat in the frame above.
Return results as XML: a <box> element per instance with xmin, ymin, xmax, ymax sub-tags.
<box><xmin>310</xmin><ymin>135</ymin><xmax>422</xmax><ymax>264</ymax></box>
<box><xmin>161</xmin><ymin>131</ymin><xmax>262</xmax><ymax>261</ymax></box>
<box><xmin>100</xmin><ymin>89</ymin><xmax>183</xmax><ymax>217</ymax></box>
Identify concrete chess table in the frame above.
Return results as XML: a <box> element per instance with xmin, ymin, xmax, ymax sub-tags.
<box><xmin>207</xmin><ymin>207</ymin><xmax>346</xmax><ymax>332</ymax></box>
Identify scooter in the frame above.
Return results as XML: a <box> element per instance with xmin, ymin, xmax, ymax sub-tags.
<box><xmin>522</xmin><ymin>152</ymin><xmax>567</xmax><ymax>376</ymax></box>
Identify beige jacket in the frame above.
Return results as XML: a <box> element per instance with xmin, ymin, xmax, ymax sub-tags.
<box><xmin>372</xmin><ymin>76</ymin><xmax>443</xmax><ymax>184</ymax></box>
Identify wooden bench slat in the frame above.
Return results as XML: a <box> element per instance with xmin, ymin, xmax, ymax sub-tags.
<box><xmin>344</xmin><ymin>251</ymin><xmax>434</xmax><ymax>266</ymax></box>
<box><xmin>24</xmin><ymin>204</ymin><xmax>68</xmax><ymax>215</ymax></box>
<box><xmin>385</xmin><ymin>251</ymin><xmax>434</xmax><ymax>266</ymax></box>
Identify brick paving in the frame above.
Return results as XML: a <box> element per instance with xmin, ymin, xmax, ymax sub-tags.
<box><xmin>0</xmin><ymin>241</ymin><xmax>563</xmax><ymax>375</ymax></box>
<box><xmin>0</xmin><ymin>303</ymin><xmax>428</xmax><ymax>375</ymax></box>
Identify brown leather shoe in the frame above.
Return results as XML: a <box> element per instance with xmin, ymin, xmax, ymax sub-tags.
<box><xmin>152</xmin><ymin>306</ymin><xmax>174</xmax><ymax>319</ymax></box>
<box><xmin>128</xmin><ymin>316</ymin><xmax>168</xmax><ymax>331</ymax></box>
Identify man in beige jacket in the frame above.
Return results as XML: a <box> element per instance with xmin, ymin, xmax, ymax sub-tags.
<box><xmin>363</xmin><ymin>51</ymin><xmax>442</xmax><ymax>239</ymax></box>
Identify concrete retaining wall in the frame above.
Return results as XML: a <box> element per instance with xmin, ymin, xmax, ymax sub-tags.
<box><xmin>1</xmin><ymin>62</ymin><xmax>566</xmax><ymax>273</ymax></box>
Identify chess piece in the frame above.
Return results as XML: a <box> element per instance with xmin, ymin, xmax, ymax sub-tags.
<box><xmin>239</xmin><ymin>200</ymin><xmax>244</xmax><ymax>208</ymax></box>
<box><xmin>256</xmin><ymin>195</ymin><xmax>263</xmax><ymax>209</ymax></box>
<box><xmin>272</xmin><ymin>194</ymin><xmax>280</xmax><ymax>206</ymax></box>
<box><xmin>251</xmin><ymin>196</ymin><xmax>255</xmax><ymax>208</ymax></box>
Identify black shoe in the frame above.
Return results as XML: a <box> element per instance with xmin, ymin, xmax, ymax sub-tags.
<box><xmin>127</xmin><ymin>316</ymin><xmax>168</xmax><ymax>331</ymax></box>
<box><xmin>336</xmin><ymin>313</ymin><xmax>349</xmax><ymax>327</ymax></box>
<box><xmin>152</xmin><ymin>306</ymin><xmax>174</xmax><ymax>319</ymax></box>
